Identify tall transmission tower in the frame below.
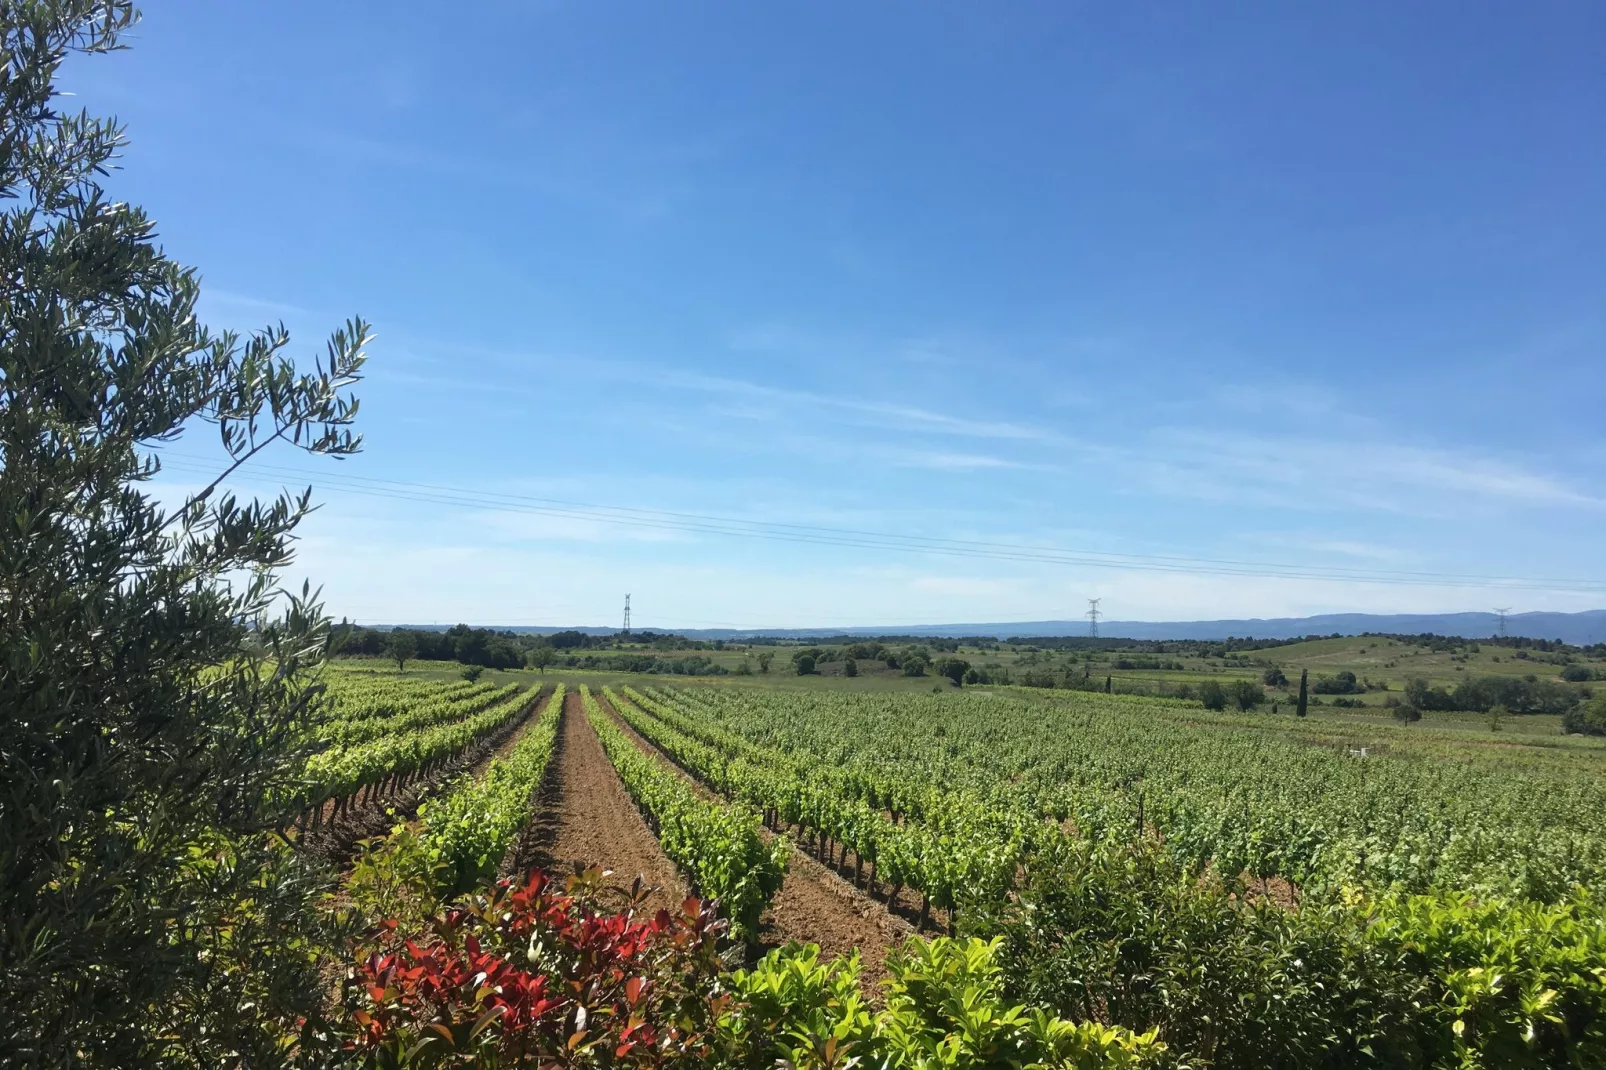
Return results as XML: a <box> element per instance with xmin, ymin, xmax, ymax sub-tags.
<box><xmin>1087</xmin><ymin>598</ymin><xmax>1101</xmax><ymax>638</ymax></box>
<box><xmin>622</xmin><ymin>594</ymin><xmax>631</xmax><ymax>634</ymax></box>
<box><xmin>1493</xmin><ymin>607</ymin><xmax>1510</xmax><ymax>638</ymax></box>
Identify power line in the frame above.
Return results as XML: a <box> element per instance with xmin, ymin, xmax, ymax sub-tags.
<box><xmin>1493</xmin><ymin>607</ymin><xmax>1511</xmax><ymax>637</ymax></box>
<box><xmin>149</xmin><ymin>453</ymin><xmax>1606</xmax><ymax>595</ymax></box>
<box><xmin>1087</xmin><ymin>598</ymin><xmax>1101</xmax><ymax>638</ymax></box>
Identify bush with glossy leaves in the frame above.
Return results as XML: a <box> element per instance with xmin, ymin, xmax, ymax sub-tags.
<box><xmin>344</xmin><ymin>868</ymin><xmax>1165</xmax><ymax>1069</ymax></box>
<box><xmin>344</xmin><ymin>869</ymin><xmax>732</xmax><ymax>1068</ymax></box>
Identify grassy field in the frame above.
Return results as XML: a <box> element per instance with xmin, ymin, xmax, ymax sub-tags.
<box><xmin>355</xmin><ymin>629</ymin><xmax>1603</xmax><ymax>710</ymax></box>
<box><xmin>599</xmin><ymin>632</ymin><xmax>1586</xmax><ymax>679</ymax></box>
<box><xmin>328</xmin><ymin>637</ymin><xmax>1604</xmax><ymax>742</ymax></box>
<box><xmin>341</xmin><ymin>619</ymin><xmax>1606</xmax><ymax>681</ymax></box>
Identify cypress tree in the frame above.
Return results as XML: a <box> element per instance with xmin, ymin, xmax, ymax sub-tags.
<box><xmin>1296</xmin><ymin>669</ymin><xmax>1309</xmax><ymax>717</ymax></box>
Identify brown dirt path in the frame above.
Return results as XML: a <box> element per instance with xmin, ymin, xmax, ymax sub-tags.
<box><xmin>303</xmin><ymin>685</ymin><xmax>549</xmax><ymax>863</ymax></box>
<box><xmin>504</xmin><ymin>692</ymin><xmax>686</xmax><ymax>917</ymax></box>
<box><xmin>599</xmin><ymin>691</ymin><xmax>908</xmax><ymax>991</ymax></box>
<box><xmin>467</xmin><ymin>686</ymin><xmax>557</xmax><ymax>777</ymax></box>
<box><xmin>385</xmin><ymin>687</ymin><xmax>559</xmax><ymax>839</ymax></box>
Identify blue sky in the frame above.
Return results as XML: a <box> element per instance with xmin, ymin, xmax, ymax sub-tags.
<box><xmin>88</xmin><ymin>1</ymin><xmax>1605</xmax><ymax>628</ymax></box>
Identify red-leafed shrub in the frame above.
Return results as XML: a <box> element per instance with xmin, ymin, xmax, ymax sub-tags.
<box><xmin>343</xmin><ymin>868</ymin><xmax>732</xmax><ymax>1067</ymax></box>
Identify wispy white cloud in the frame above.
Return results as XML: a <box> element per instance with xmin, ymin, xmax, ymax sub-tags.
<box><xmin>909</xmin><ymin>575</ymin><xmax>1021</xmax><ymax>598</ymax></box>
<box><xmin>888</xmin><ymin>450</ymin><xmax>1044</xmax><ymax>472</ymax></box>
<box><xmin>584</xmin><ymin>360</ymin><xmax>1600</xmax><ymax>520</ymax></box>
<box><xmin>138</xmin><ymin>449</ymin><xmax>1604</xmax><ymax>629</ymax></box>
<box><xmin>470</xmin><ymin>510</ymin><xmax>693</xmax><ymax>545</ymax></box>
<box><xmin>1133</xmin><ymin>430</ymin><xmax>1602</xmax><ymax>513</ymax></box>
<box><xmin>660</xmin><ymin>370</ymin><xmax>1063</xmax><ymax>443</ymax></box>
<box><xmin>289</xmin><ymin>518</ymin><xmax>1606</xmax><ymax>628</ymax></box>
<box><xmin>648</xmin><ymin>357</ymin><xmax>1599</xmax><ymax>517</ymax></box>
<box><xmin>197</xmin><ymin>288</ymin><xmax>315</xmax><ymax>324</ymax></box>
<box><xmin>1236</xmin><ymin>532</ymin><xmax>1414</xmax><ymax>563</ymax></box>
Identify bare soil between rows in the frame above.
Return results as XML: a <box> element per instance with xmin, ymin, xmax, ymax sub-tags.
<box><xmin>599</xmin><ymin>691</ymin><xmax>909</xmax><ymax>991</ymax></box>
<box><xmin>302</xmin><ymin>685</ymin><xmax>552</xmax><ymax>864</ymax></box>
<box><xmin>504</xmin><ymin>692</ymin><xmax>686</xmax><ymax>918</ymax></box>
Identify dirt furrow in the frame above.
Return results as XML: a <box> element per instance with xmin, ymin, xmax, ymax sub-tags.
<box><xmin>386</xmin><ymin>686</ymin><xmax>559</xmax><ymax>840</ymax></box>
<box><xmin>504</xmin><ymin>691</ymin><xmax>686</xmax><ymax>917</ymax></box>
<box><xmin>599</xmin><ymin>691</ymin><xmax>907</xmax><ymax>990</ymax></box>
<box><xmin>468</xmin><ymin>685</ymin><xmax>557</xmax><ymax>778</ymax></box>
<box><xmin>303</xmin><ymin>686</ymin><xmax>549</xmax><ymax>863</ymax></box>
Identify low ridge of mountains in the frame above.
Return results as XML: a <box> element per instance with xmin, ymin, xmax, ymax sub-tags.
<box><xmin>411</xmin><ymin>610</ymin><xmax>1606</xmax><ymax>646</ymax></box>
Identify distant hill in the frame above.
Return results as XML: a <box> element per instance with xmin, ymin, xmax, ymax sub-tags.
<box><xmin>387</xmin><ymin>610</ymin><xmax>1606</xmax><ymax>645</ymax></box>
<box><xmin>1048</xmin><ymin>610</ymin><xmax>1606</xmax><ymax>645</ymax></box>
<box><xmin>670</xmin><ymin>611</ymin><xmax>1606</xmax><ymax>644</ymax></box>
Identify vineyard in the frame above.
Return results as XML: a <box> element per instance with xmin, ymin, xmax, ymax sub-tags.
<box><xmin>290</xmin><ymin>666</ymin><xmax>1606</xmax><ymax>1066</ymax></box>
<box><xmin>609</xmin><ymin>683</ymin><xmax>1606</xmax><ymax>902</ymax></box>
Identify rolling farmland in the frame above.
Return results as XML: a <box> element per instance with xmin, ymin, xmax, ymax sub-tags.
<box><xmin>300</xmin><ymin>664</ymin><xmax>1606</xmax><ymax>1066</ymax></box>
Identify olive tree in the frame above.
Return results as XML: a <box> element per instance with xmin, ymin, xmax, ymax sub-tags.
<box><xmin>0</xmin><ymin>4</ymin><xmax>369</xmax><ymax>1063</ymax></box>
<box><xmin>1563</xmin><ymin>694</ymin><xmax>1606</xmax><ymax>736</ymax></box>
<box><xmin>386</xmin><ymin>626</ymin><xmax>419</xmax><ymax>671</ymax></box>
<box><xmin>935</xmin><ymin>657</ymin><xmax>969</xmax><ymax>687</ymax></box>
<box><xmin>526</xmin><ymin>643</ymin><xmax>557</xmax><ymax>675</ymax></box>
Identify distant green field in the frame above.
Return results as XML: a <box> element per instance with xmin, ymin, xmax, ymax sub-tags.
<box><xmin>329</xmin><ymin>626</ymin><xmax>1605</xmax><ymax>735</ymax></box>
<box><xmin>368</xmin><ymin>630</ymin><xmax>1599</xmax><ymax>713</ymax></box>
